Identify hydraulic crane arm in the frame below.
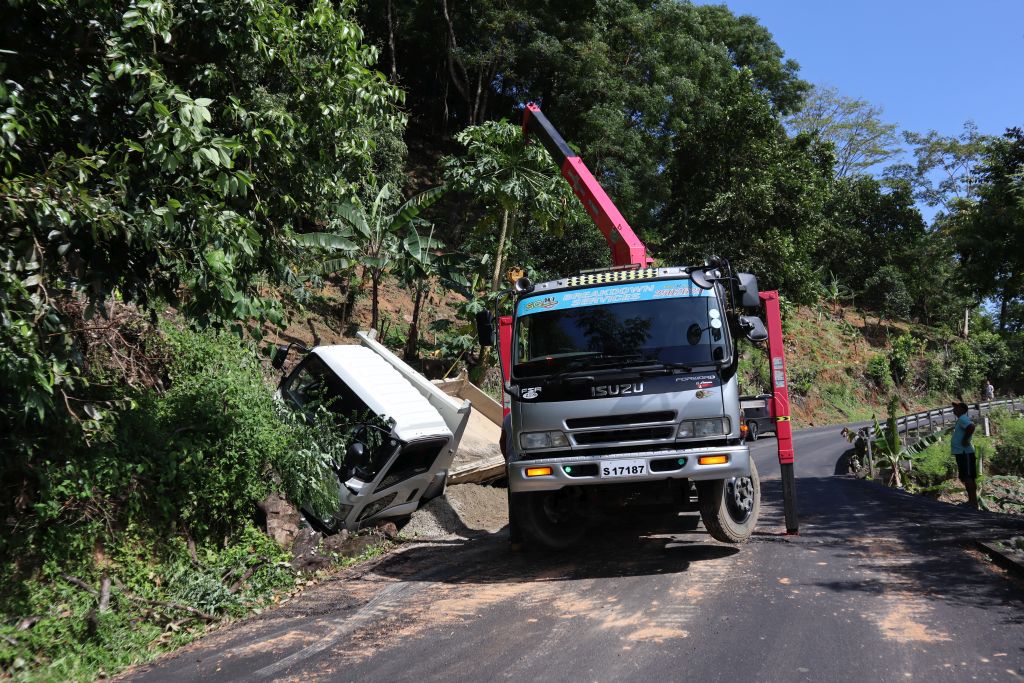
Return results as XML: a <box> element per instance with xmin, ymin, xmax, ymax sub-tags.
<box><xmin>522</xmin><ymin>103</ymin><xmax>653</xmax><ymax>268</ymax></box>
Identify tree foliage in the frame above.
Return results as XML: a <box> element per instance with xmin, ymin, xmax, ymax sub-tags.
<box><xmin>364</xmin><ymin>0</ymin><xmax>822</xmax><ymax>295</ymax></box>
<box><xmin>0</xmin><ymin>0</ymin><xmax>404</xmax><ymax>436</ymax></box>
<box><xmin>948</xmin><ymin>128</ymin><xmax>1024</xmax><ymax>331</ymax></box>
<box><xmin>886</xmin><ymin>122</ymin><xmax>990</xmax><ymax>214</ymax></box>
<box><xmin>294</xmin><ymin>185</ymin><xmax>445</xmax><ymax>333</ymax></box>
<box><xmin>441</xmin><ymin>121</ymin><xmax>582</xmax><ymax>291</ymax></box>
<box><xmin>786</xmin><ymin>84</ymin><xmax>902</xmax><ymax>177</ymax></box>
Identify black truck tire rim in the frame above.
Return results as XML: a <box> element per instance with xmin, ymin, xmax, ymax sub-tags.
<box><xmin>726</xmin><ymin>476</ymin><xmax>755</xmax><ymax>523</ymax></box>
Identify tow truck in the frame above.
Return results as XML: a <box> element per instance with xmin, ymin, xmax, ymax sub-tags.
<box><xmin>476</xmin><ymin>103</ymin><xmax>798</xmax><ymax>548</ymax></box>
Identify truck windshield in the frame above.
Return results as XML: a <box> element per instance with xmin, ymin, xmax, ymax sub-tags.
<box><xmin>513</xmin><ymin>283</ymin><xmax>729</xmax><ymax>378</ymax></box>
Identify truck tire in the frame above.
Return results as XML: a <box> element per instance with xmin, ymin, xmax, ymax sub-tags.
<box><xmin>697</xmin><ymin>458</ymin><xmax>760</xmax><ymax>543</ymax></box>
<box><xmin>747</xmin><ymin>421</ymin><xmax>759</xmax><ymax>441</ymax></box>
<box><xmin>511</xmin><ymin>488</ymin><xmax>588</xmax><ymax>550</ymax></box>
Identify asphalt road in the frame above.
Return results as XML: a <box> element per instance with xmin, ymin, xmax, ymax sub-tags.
<box><xmin>126</xmin><ymin>426</ymin><xmax>1024</xmax><ymax>683</ymax></box>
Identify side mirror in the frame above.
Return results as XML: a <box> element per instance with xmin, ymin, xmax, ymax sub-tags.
<box><xmin>736</xmin><ymin>273</ymin><xmax>760</xmax><ymax>310</ymax></box>
<box><xmin>271</xmin><ymin>344</ymin><xmax>289</xmax><ymax>370</ymax></box>
<box><xmin>739</xmin><ymin>315</ymin><xmax>768</xmax><ymax>342</ymax></box>
<box><xmin>475</xmin><ymin>310</ymin><xmax>494</xmax><ymax>347</ymax></box>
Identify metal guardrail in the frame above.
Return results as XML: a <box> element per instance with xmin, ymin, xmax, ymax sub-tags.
<box><xmin>860</xmin><ymin>398</ymin><xmax>1024</xmax><ymax>478</ymax></box>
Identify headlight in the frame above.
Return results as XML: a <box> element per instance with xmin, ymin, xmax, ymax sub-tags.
<box><xmin>677</xmin><ymin>418</ymin><xmax>730</xmax><ymax>439</ymax></box>
<box><xmin>520</xmin><ymin>430</ymin><xmax>569</xmax><ymax>449</ymax></box>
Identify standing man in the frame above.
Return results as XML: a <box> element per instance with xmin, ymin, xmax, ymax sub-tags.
<box><xmin>951</xmin><ymin>402</ymin><xmax>978</xmax><ymax>508</ymax></box>
<box><xmin>984</xmin><ymin>379</ymin><xmax>995</xmax><ymax>401</ymax></box>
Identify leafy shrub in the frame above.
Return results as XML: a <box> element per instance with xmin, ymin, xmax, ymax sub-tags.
<box><xmin>889</xmin><ymin>333</ymin><xmax>921</xmax><ymax>386</ymax></box>
<box><xmin>0</xmin><ymin>524</ymin><xmax>294</xmax><ymax>681</ymax></box>
<box><xmin>923</xmin><ymin>353</ymin><xmax>953</xmax><ymax>393</ymax></box>
<box><xmin>990</xmin><ymin>411</ymin><xmax>1024</xmax><ymax>476</ymax></box>
<box><xmin>866</xmin><ymin>354</ymin><xmax>894</xmax><ymax>391</ymax></box>
<box><xmin>907</xmin><ymin>435</ymin><xmax>956</xmax><ymax>488</ymax></box>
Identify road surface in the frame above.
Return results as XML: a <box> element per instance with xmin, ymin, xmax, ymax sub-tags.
<box><xmin>126</xmin><ymin>426</ymin><xmax>1024</xmax><ymax>682</ymax></box>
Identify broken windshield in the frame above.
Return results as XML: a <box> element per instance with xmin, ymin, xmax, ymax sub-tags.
<box><xmin>513</xmin><ymin>279</ymin><xmax>729</xmax><ymax>378</ymax></box>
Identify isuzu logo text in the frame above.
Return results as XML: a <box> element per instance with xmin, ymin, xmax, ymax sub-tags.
<box><xmin>591</xmin><ymin>382</ymin><xmax>644</xmax><ymax>397</ymax></box>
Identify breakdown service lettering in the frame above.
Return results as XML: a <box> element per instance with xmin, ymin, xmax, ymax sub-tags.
<box><xmin>517</xmin><ymin>279</ymin><xmax>710</xmax><ymax>317</ymax></box>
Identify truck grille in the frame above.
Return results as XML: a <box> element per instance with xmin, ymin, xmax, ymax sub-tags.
<box><xmin>565</xmin><ymin>411</ymin><xmax>675</xmax><ymax>429</ymax></box>
<box><xmin>573</xmin><ymin>427</ymin><xmax>674</xmax><ymax>445</ymax></box>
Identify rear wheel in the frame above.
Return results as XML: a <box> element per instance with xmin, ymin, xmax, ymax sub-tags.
<box><xmin>511</xmin><ymin>488</ymin><xmax>589</xmax><ymax>549</ymax></box>
<box><xmin>747</xmin><ymin>421</ymin><xmax>759</xmax><ymax>441</ymax></box>
<box><xmin>697</xmin><ymin>458</ymin><xmax>760</xmax><ymax>543</ymax></box>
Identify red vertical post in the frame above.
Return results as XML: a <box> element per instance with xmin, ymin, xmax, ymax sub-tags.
<box><xmin>498</xmin><ymin>315</ymin><xmax>513</xmax><ymax>418</ymax></box>
<box><xmin>759</xmin><ymin>290</ymin><xmax>798</xmax><ymax>534</ymax></box>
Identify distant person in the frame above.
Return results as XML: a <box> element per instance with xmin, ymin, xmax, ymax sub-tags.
<box><xmin>951</xmin><ymin>402</ymin><xmax>978</xmax><ymax>508</ymax></box>
<box><xmin>984</xmin><ymin>379</ymin><xmax>995</xmax><ymax>401</ymax></box>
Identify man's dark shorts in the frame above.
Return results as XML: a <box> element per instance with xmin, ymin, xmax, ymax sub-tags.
<box><xmin>955</xmin><ymin>452</ymin><xmax>977</xmax><ymax>481</ymax></box>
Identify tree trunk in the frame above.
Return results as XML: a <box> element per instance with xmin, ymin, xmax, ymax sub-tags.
<box><xmin>404</xmin><ymin>284</ymin><xmax>425</xmax><ymax>361</ymax></box>
<box><xmin>491</xmin><ymin>208</ymin><xmax>510</xmax><ymax>292</ymax></box>
<box><xmin>386</xmin><ymin>0</ymin><xmax>397</xmax><ymax>82</ymax></box>
<box><xmin>371</xmin><ymin>270</ymin><xmax>380</xmax><ymax>334</ymax></box>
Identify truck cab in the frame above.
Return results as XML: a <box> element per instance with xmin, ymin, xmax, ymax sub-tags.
<box><xmin>276</xmin><ymin>332</ymin><xmax>471</xmax><ymax>531</ymax></box>
<box><xmin>497</xmin><ymin>265</ymin><xmax>764</xmax><ymax>547</ymax></box>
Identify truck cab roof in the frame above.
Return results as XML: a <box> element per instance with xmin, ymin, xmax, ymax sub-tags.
<box><xmin>312</xmin><ymin>345</ymin><xmax>453</xmax><ymax>443</ymax></box>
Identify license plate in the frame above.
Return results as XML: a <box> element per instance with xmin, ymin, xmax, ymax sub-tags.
<box><xmin>600</xmin><ymin>458</ymin><xmax>648</xmax><ymax>478</ymax></box>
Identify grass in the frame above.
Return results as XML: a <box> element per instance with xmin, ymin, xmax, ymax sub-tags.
<box><xmin>0</xmin><ymin>527</ymin><xmax>399</xmax><ymax>682</ymax></box>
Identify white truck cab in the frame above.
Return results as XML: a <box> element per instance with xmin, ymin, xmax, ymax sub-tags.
<box><xmin>276</xmin><ymin>332</ymin><xmax>471</xmax><ymax>531</ymax></box>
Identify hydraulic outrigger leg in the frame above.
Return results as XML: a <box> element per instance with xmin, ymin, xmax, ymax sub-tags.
<box><xmin>760</xmin><ymin>290</ymin><xmax>799</xmax><ymax>534</ymax></box>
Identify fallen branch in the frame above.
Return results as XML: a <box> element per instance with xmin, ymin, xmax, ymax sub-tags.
<box><xmin>110</xmin><ymin>577</ymin><xmax>217</xmax><ymax>621</ymax></box>
<box><xmin>61</xmin><ymin>573</ymin><xmax>98</xmax><ymax>596</ymax></box>
<box><xmin>98</xmin><ymin>574</ymin><xmax>112</xmax><ymax>613</ymax></box>
<box><xmin>228</xmin><ymin>559</ymin><xmax>267</xmax><ymax>594</ymax></box>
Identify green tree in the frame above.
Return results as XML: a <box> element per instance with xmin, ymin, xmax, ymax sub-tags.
<box><xmin>820</xmin><ymin>176</ymin><xmax>926</xmax><ymax>294</ymax></box>
<box><xmin>663</xmin><ymin>76</ymin><xmax>833</xmax><ymax>301</ymax></box>
<box><xmin>863</xmin><ymin>266</ymin><xmax>912</xmax><ymax>325</ymax></box>
<box><xmin>785</xmin><ymin>85</ymin><xmax>902</xmax><ymax>177</ymax></box>
<box><xmin>947</xmin><ymin>128</ymin><xmax>1024</xmax><ymax>331</ymax></box>
<box><xmin>0</xmin><ymin>0</ymin><xmax>404</xmax><ymax>434</ymax></box>
<box><xmin>886</xmin><ymin>122</ymin><xmax>990</xmax><ymax>214</ymax></box>
<box><xmin>362</xmin><ymin>0</ymin><xmax>816</xmax><ymax>286</ymax></box>
<box><xmin>442</xmin><ymin>121</ymin><xmax>580</xmax><ymax>291</ymax></box>
<box><xmin>295</xmin><ymin>185</ymin><xmax>445</xmax><ymax>334</ymax></box>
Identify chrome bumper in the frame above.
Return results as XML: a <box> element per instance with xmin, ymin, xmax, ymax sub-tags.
<box><xmin>508</xmin><ymin>444</ymin><xmax>751</xmax><ymax>493</ymax></box>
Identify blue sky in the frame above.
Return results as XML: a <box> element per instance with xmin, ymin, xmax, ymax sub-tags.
<box><xmin>697</xmin><ymin>1</ymin><xmax>1024</xmax><ymax>140</ymax></box>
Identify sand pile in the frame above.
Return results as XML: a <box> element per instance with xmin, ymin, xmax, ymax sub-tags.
<box><xmin>401</xmin><ymin>483</ymin><xmax>508</xmax><ymax>541</ymax></box>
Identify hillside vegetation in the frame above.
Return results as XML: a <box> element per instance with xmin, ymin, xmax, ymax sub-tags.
<box><xmin>2</xmin><ymin>1</ymin><xmax>1023</xmax><ymax>679</ymax></box>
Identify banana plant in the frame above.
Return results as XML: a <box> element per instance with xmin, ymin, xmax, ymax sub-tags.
<box><xmin>295</xmin><ymin>184</ymin><xmax>445</xmax><ymax>333</ymax></box>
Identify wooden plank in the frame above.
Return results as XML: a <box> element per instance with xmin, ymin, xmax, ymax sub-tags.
<box><xmin>447</xmin><ymin>455</ymin><xmax>506</xmax><ymax>485</ymax></box>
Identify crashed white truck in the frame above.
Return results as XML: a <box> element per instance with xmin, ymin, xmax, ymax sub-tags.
<box><xmin>272</xmin><ymin>331</ymin><xmax>502</xmax><ymax>532</ymax></box>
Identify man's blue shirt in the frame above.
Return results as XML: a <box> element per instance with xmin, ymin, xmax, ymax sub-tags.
<box><xmin>951</xmin><ymin>413</ymin><xmax>975</xmax><ymax>455</ymax></box>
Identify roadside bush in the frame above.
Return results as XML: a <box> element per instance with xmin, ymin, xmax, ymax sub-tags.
<box><xmin>0</xmin><ymin>524</ymin><xmax>294</xmax><ymax>681</ymax></box>
<box><xmin>16</xmin><ymin>325</ymin><xmax>342</xmax><ymax>565</ymax></box>
<box><xmin>990</xmin><ymin>411</ymin><xmax>1024</xmax><ymax>476</ymax></box>
<box><xmin>907</xmin><ymin>435</ymin><xmax>956</xmax><ymax>489</ymax></box>
<box><xmin>866</xmin><ymin>354</ymin><xmax>894</xmax><ymax>391</ymax></box>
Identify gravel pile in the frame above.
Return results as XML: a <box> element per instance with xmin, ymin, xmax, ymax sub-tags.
<box><xmin>401</xmin><ymin>483</ymin><xmax>508</xmax><ymax>541</ymax></box>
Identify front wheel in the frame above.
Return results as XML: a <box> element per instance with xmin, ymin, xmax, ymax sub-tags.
<box><xmin>510</xmin><ymin>488</ymin><xmax>589</xmax><ymax>550</ymax></box>
<box><xmin>697</xmin><ymin>458</ymin><xmax>760</xmax><ymax>543</ymax></box>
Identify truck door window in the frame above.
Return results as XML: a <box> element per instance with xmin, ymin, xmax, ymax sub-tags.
<box><xmin>284</xmin><ymin>355</ymin><xmax>370</xmax><ymax>415</ymax></box>
<box><xmin>375</xmin><ymin>438</ymin><xmax>447</xmax><ymax>491</ymax></box>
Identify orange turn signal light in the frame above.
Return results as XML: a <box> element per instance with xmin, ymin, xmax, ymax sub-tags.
<box><xmin>698</xmin><ymin>455</ymin><xmax>729</xmax><ymax>466</ymax></box>
<box><xmin>526</xmin><ymin>467</ymin><xmax>553</xmax><ymax>477</ymax></box>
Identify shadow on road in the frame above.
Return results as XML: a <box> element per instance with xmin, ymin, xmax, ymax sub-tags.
<box><xmin>762</xmin><ymin>474</ymin><xmax>1024</xmax><ymax>629</ymax></box>
<box><xmin>382</xmin><ymin>507</ymin><xmax>743</xmax><ymax>585</ymax></box>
